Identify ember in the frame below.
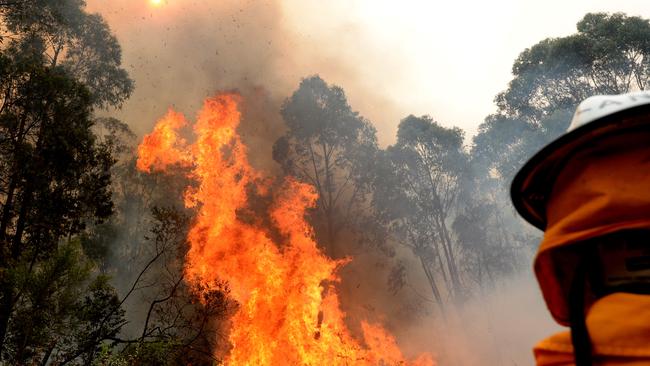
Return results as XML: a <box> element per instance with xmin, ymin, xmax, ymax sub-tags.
<box><xmin>136</xmin><ymin>93</ymin><xmax>434</xmax><ymax>365</ymax></box>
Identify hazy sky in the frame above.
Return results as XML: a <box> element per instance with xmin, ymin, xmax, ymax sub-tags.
<box><xmin>88</xmin><ymin>0</ymin><xmax>650</xmax><ymax>146</ymax></box>
<box><xmin>281</xmin><ymin>0</ymin><xmax>650</xmax><ymax>139</ymax></box>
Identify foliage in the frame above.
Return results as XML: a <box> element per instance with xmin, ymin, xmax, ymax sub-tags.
<box><xmin>464</xmin><ymin>14</ymin><xmax>650</xmax><ymax>295</ymax></box>
<box><xmin>0</xmin><ymin>0</ymin><xmax>134</xmax><ymax>363</ymax></box>
<box><xmin>474</xmin><ymin>12</ymin><xmax>650</xmax><ymax>182</ymax></box>
<box><xmin>0</xmin><ymin>58</ymin><xmax>118</xmax><ymax>361</ymax></box>
<box><xmin>4</xmin><ymin>240</ymin><xmax>125</xmax><ymax>364</ymax></box>
<box><xmin>0</xmin><ymin>0</ymin><xmax>134</xmax><ymax>108</ymax></box>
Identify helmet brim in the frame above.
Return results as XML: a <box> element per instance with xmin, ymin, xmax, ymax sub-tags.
<box><xmin>511</xmin><ymin>104</ymin><xmax>650</xmax><ymax>230</ymax></box>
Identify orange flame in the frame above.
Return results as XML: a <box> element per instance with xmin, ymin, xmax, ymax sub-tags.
<box><xmin>137</xmin><ymin>93</ymin><xmax>435</xmax><ymax>365</ymax></box>
<box><xmin>136</xmin><ymin>108</ymin><xmax>190</xmax><ymax>173</ymax></box>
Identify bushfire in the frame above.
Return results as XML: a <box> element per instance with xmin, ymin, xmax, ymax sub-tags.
<box><xmin>136</xmin><ymin>93</ymin><xmax>434</xmax><ymax>365</ymax></box>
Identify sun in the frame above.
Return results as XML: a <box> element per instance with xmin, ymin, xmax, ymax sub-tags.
<box><xmin>149</xmin><ymin>0</ymin><xmax>164</xmax><ymax>7</ymax></box>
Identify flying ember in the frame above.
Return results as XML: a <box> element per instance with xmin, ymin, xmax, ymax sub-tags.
<box><xmin>136</xmin><ymin>93</ymin><xmax>435</xmax><ymax>365</ymax></box>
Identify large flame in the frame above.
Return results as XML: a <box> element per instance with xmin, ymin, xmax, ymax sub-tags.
<box><xmin>137</xmin><ymin>93</ymin><xmax>435</xmax><ymax>365</ymax></box>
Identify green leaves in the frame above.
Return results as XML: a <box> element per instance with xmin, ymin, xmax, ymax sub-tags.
<box><xmin>1</xmin><ymin>0</ymin><xmax>134</xmax><ymax>108</ymax></box>
<box><xmin>7</xmin><ymin>240</ymin><xmax>125</xmax><ymax>364</ymax></box>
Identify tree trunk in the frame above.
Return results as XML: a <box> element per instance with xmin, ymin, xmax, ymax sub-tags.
<box><xmin>0</xmin><ymin>115</ymin><xmax>42</xmax><ymax>353</ymax></box>
<box><xmin>0</xmin><ymin>114</ymin><xmax>27</xmax><ymax>253</ymax></box>
<box><xmin>433</xmin><ymin>239</ymin><xmax>448</xmax><ymax>286</ymax></box>
<box><xmin>418</xmin><ymin>255</ymin><xmax>444</xmax><ymax>310</ymax></box>
<box><xmin>0</xmin><ymin>284</ymin><xmax>13</xmax><ymax>355</ymax></box>
<box><xmin>10</xmin><ymin>184</ymin><xmax>32</xmax><ymax>260</ymax></box>
<box><xmin>0</xmin><ymin>176</ymin><xmax>17</xmax><ymax>247</ymax></box>
<box><xmin>325</xmin><ymin>209</ymin><xmax>336</xmax><ymax>257</ymax></box>
<box><xmin>436</xmin><ymin>215</ymin><xmax>462</xmax><ymax>296</ymax></box>
<box><xmin>39</xmin><ymin>342</ymin><xmax>56</xmax><ymax>366</ymax></box>
<box><xmin>321</xmin><ymin>142</ymin><xmax>338</xmax><ymax>257</ymax></box>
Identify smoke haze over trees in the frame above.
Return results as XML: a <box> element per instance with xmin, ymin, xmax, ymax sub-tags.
<box><xmin>0</xmin><ymin>2</ymin><xmax>648</xmax><ymax>365</ymax></box>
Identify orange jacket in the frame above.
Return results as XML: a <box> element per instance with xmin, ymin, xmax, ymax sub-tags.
<box><xmin>535</xmin><ymin>293</ymin><xmax>650</xmax><ymax>365</ymax></box>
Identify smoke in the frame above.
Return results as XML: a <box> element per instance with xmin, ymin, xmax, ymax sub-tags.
<box><xmin>429</xmin><ymin>272</ymin><xmax>563</xmax><ymax>365</ymax></box>
<box><xmin>335</xmin><ymin>241</ymin><xmax>562</xmax><ymax>365</ymax></box>
<box><xmin>86</xmin><ymin>0</ymin><xmax>287</xmax><ymax>170</ymax></box>
<box><xmin>86</xmin><ymin>0</ymin><xmax>405</xmax><ymax>162</ymax></box>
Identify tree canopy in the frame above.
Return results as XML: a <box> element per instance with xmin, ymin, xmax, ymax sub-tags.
<box><xmin>0</xmin><ymin>0</ymin><xmax>134</xmax><ymax>108</ymax></box>
<box><xmin>0</xmin><ymin>1</ymin><xmax>136</xmax><ymax>363</ymax></box>
<box><xmin>474</xmin><ymin>12</ymin><xmax>650</xmax><ymax>181</ymax></box>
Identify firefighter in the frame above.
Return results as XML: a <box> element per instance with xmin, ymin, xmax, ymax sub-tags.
<box><xmin>511</xmin><ymin>91</ymin><xmax>650</xmax><ymax>366</ymax></box>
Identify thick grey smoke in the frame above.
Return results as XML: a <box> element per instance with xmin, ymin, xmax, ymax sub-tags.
<box><xmin>87</xmin><ymin>0</ymin><xmax>294</xmax><ymax>170</ymax></box>
<box><xmin>87</xmin><ymin>0</ymin><xmax>405</xmax><ymax>157</ymax></box>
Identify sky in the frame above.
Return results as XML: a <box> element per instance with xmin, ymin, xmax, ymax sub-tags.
<box><xmin>86</xmin><ymin>0</ymin><xmax>650</xmax><ymax>147</ymax></box>
<box><xmin>280</xmin><ymin>0</ymin><xmax>650</xmax><ymax>142</ymax></box>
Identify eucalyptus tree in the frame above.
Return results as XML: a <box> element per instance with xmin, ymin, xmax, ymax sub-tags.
<box><xmin>273</xmin><ymin>75</ymin><xmax>379</xmax><ymax>257</ymax></box>
<box><xmin>375</xmin><ymin>115</ymin><xmax>468</xmax><ymax>305</ymax></box>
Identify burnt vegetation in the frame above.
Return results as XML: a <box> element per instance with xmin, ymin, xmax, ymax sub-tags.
<box><xmin>0</xmin><ymin>1</ymin><xmax>648</xmax><ymax>364</ymax></box>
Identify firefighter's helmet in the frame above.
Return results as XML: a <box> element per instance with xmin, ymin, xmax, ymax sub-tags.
<box><xmin>512</xmin><ymin>91</ymin><xmax>650</xmax><ymax>230</ymax></box>
<box><xmin>511</xmin><ymin>91</ymin><xmax>650</xmax><ymax>325</ymax></box>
